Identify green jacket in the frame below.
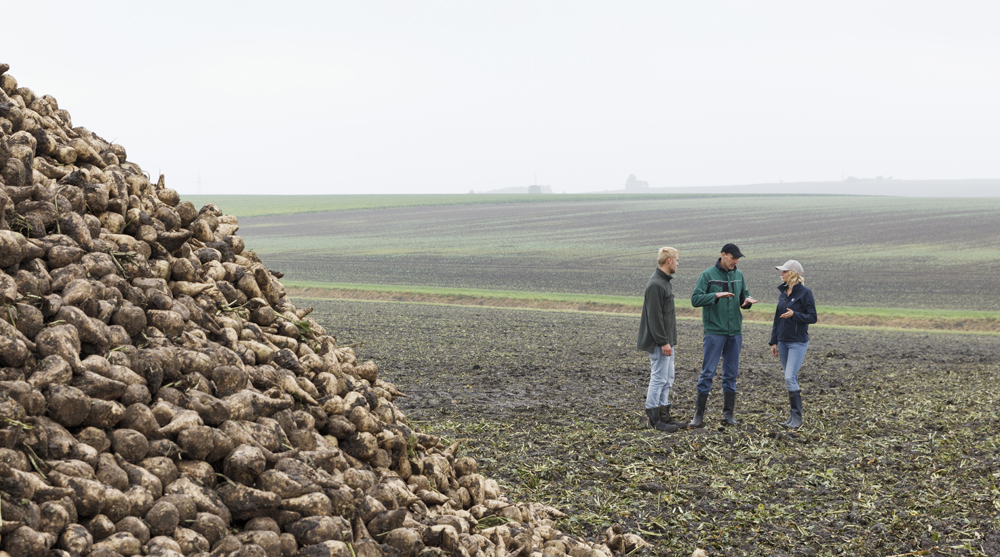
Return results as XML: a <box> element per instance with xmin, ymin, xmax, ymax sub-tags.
<box><xmin>691</xmin><ymin>260</ymin><xmax>753</xmax><ymax>336</ymax></box>
<box><xmin>637</xmin><ymin>268</ymin><xmax>677</xmax><ymax>352</ymax></box>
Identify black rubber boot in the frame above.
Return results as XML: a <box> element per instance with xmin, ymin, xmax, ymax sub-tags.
<box><xmin>784</xmin><ymin>391</ymin><xmax>802</xmax><ymax>429</ymax></box>
<box><xmin>646</xmin><ymin>407</ymin><xmax>678</xmax><ymax>433</ymax></box>
<box><xmin>646</xmin><ymin>407</ymin><xmax>657</xmax><ymax>428</ymax></box>
<box><xmin>659</xmin><ymin>405</ymin><xmax>684</xmax><ymax>429</ymax></box>
<box><xmin>688</xmin><ymin>393</ymin><xmax>709</xmax><ymax>428</ymax></box>
<box><xmin>722</xmin><ymin>391</ymin><xmax>739</xmax><ymax>426</ymax></box>
<box><xmin>778</xmin><ymin>397</ymin><xmax>791</xmax><ymax>427</ymax></box>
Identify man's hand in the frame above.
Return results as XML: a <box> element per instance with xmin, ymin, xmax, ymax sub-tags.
<box><xmin>715</xmin><ymin>292</ymin><xmax>735</xmax><ymax>299</ymax></box>
<box><xmin>661</xmin><ymin>344</ymin><xmax>672</xmax><ymax>356</ymax></box>
<box><xmin>770</xmin><ymin>344</ymin><xmax>778</xmax><ymax>357</ymax></box>
<box><xmin>741</xmin><ymin>296</ymin><xmax>758</xmax><ymax>308</ymax></box>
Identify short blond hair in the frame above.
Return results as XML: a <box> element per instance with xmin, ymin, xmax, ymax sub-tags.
<box><xmin>657</xmin><ymin>246</ymin><xmax>679</xmax><ymax>266</ymax></box>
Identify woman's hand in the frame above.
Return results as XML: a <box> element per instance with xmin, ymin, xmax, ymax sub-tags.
<box><xmin>780</xmin><ymin>309</ymin><xmax>794</xmax><ymax>319</ymax></box>
<box><xmin>770</xmin><ymin>344</ymin><xmax>778</xmax><ymax>357</ymax></box>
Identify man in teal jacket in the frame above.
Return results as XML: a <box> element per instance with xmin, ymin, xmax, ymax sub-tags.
<box><xmin>688</xmin><ymin>243</ymin><xmax>757</xmax><ymax>427</ymax></box>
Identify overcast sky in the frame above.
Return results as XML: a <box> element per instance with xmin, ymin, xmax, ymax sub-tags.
<box><xmin>4</xmin><ymin>2</ymin><xmax>998</xmax><ymax>194</ymax></box>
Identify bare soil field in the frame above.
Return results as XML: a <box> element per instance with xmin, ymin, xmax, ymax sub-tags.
<box><xmin>241</xmin><ymin>196</ymin><xmax>1000</xmax><ymax>310</ymax></box>
<box><xmin>307</xmin><ymin>298</ymin><xmax>1000</xmax><ymax>556</ymax></box>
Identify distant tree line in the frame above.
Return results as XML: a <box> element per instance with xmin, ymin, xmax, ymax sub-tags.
<box><xmin>625</xmin><ymin>174</ymin><xmax>649</xmax><ymax>190</ymax></box>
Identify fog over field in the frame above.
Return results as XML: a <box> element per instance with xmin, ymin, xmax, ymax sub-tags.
<box><xmin>4</xmin><ymin>2</ymin><xmax>1000</xmax><ymax>195</ymax></box>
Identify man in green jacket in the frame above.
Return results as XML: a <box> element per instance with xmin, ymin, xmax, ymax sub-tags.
<box><xmin>637</xmin><ymin>246</ymin><xmax>681</xmax><ymax>433</ymax></box>
<box><xmin>688</xmin><ymin>243</ymin><xmax>757</xmax><ymax>427</ymax></box>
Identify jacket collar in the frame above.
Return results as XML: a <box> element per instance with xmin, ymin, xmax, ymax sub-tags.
<box><xmin>715</xmin><ymin>258</ymin><xmax>735</xmax><ymax>273</ymax></box>
<box><xmin>655</xmin><ymin>268</ymin><xmax>673</xmax><ymax>281</ymax></box>
<box><xmin>777</xmin><ymin>282</ymin><xmax>802</xmax><ymax>295</ymax></box>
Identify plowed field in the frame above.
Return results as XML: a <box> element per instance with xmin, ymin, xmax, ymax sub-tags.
<box><xmin>243</xmin><ymin>196</ymin><xmax>1000</xmax><ymax>310</ymax></box>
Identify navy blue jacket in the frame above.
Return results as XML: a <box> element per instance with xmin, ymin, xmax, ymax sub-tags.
<box><xmin>769</xmin><ymin>283</ymin><xmax>817</xmax><ymax>345</ymax></box>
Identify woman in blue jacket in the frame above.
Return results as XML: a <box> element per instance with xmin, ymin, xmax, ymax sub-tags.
<box><xmin>769</xmin><ymin>260</ymin><xmax>817</xmax><ymax>428</ymax></box>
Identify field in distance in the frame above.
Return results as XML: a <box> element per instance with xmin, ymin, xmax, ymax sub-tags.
<box><xmin>184</xmin><ymin>193</ymin><xmax>708</xmax><ymax>218</ymax></box>
<box><xmin>231</xmin><ymin>195</ymin><xmax>1000</xmax><ymax>316</ymax></box>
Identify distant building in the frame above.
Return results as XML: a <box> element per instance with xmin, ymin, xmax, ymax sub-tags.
<box><xmin>528</xmin><ymin>185</ymin><xmax>542</xmax><ymax>194</ymax></box>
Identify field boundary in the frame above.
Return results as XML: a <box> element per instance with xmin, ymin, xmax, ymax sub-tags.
<box><xmin>191</xmin><ymin>192</ymin><xmax>833</xmax><ymax>218</ymax></box>
<box><xmin>285</xmin><ymin>283</ymin><xmax>1000</xmax><ymax>333</ymax></box>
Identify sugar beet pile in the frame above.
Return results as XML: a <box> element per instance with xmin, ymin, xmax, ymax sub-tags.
<box><xmin>0</xmin><ymin>63</ymin><xmax>642</xmax><ymax>557</ymax></box>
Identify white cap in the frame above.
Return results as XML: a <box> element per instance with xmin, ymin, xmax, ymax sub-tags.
<box><xmin>775</xmin><ymin>260</ymin><xmax>804</xmax><ymax>275</ymax></box>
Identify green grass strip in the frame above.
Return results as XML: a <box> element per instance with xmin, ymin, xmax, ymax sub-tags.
<box><xmin>792</xmin><ymin>322</ymin><xmax>1000</xmax><ymax>336</ymax></box>
<box><xmin>284</xmin><ymin>281</ymin><xmax>641</xmax><ymax>306</ymax></box>
<box><xmin>815</xmin><ymin>305</ymin><xmax>1000</xmax><ymax>320</ymax></box>
<box><xmin>284</xmin><ymin>281</ymin><xmax>1000</xmax><ymax>321</ymax></box>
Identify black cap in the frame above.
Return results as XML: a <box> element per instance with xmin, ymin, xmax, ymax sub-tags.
<box><xmin>721</xmin><ymin>243</ymin><xmax>745</xmax><ymax>258</ymax></box>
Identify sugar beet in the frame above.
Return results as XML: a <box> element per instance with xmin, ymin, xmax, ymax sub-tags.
<box><xmin>0</xmin><ymin>62</ymin><xmax>623</xmax><ymax>557</ymax></box>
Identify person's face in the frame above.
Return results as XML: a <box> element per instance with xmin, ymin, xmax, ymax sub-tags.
<box><xmin>665</xmin><ymin>256</ymin><xmax>678</xmax><ymax>275</ymax></box>
<box><xmin>780</xmin><ymin>269</ymin><xmax>790</xmax><ymax>283</ymax></box>
<box><xmin>720</xmin><ymin>252</ymin><xmax>739</xmax><ymax>271</ymax></box>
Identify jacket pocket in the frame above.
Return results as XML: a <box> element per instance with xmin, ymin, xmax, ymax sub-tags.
<box><xmin>662</xmin><ymin>296</ymin><xmax>674</xmax><ymax>316</ymax></box>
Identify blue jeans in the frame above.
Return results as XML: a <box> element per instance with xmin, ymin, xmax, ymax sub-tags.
<box><xmin>697</xmin><ymin>334</ymin><xmax>742</xmax><ymax>394</ymax></box>
<box><xmin>778</xmin><ymin>341</ymin><xmax>809</xmax><ymax>392</ymax></box>
<box><xmin>645</xmin><ymin>350</ymin><xmax>675</xmax><ymax>409</ymax></box>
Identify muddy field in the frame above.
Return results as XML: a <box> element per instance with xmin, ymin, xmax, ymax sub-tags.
<box><xmin>306</xmin><ymin>298</ymin><xmax>1000</xmax><ymax>556</ymax></box>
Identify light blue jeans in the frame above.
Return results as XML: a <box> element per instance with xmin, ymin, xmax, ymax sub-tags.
<box><xmin>697</xmin><ymin>334</ymin><xmax>742</xmax><ymax>394</ymax></box>
<box><xmin>778</xmin><ymin>341</ymin><xmax>809</xmax><ymax>391</ymax></box>
<box><xmin>645</xmin><ymin>350</ymin><xmax>675</xmax><ymax>409</ymax></box>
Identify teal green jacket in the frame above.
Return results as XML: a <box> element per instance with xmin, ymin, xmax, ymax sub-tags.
<box><xmin>691</xmin><ymin>259</ymin><xmax>753</xmax><ymax>336</ymax></box>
